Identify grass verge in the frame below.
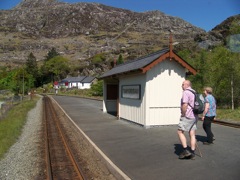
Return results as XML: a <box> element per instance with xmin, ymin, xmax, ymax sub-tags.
<box><xmin>217</xmin><ymin>108</ymin><xmax>240</xmax><ymax>122</ymax></box>
<box><xmin>0</xmin><ymin>96</ymin><xmax>39</xmax><ymax>159</ymax></box>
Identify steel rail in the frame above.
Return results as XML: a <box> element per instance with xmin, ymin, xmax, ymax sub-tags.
<box><xmin>44</xmin><ymin>96</ymin><xmax>85</xmax><ymax>180</ymax></box>
<box><xmin>43</xmin><ymin>96</ymin><xmax>53</xmax><ymax>180</ymax></box>
<box><xmin>213</xmin><ymin>119</ymin><xmax>240</xmax><ymax>128</ymax></box>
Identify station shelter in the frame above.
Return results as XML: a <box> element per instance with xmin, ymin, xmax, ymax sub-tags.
<box><xmin>99</xmin><ymin>40</ymin><xmax>197</xmax><ymax>127</ymax></box>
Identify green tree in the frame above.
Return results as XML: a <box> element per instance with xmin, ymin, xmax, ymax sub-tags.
<box><xmin>25</xmin><ymin>52</ymin><xmax>38</xmax><ymax>87</ymax></box>
<box><xmin>0</xmin><ymin>66</ymin><xmax>9</xmax><ymax>90</ymax></box>
<box><xmin>228</xmin><ymin>52</ymin><xmax>240</xmax><ymax>109</ymax></box>
<box><xmin>90</xmin><ymin>80</ymin><xmax>103</xmax><ymax>96</ymax></box>
<box><xmin>179</xmin><ymin>45</ymin><xmax>240</xmax><ymax>108</ymax></box>
<box><xmin>39</xmin><ymin>48</ymin><xmax>61</xmax><ymax>86</ymax></box>
<box><xmin>44</xmin><ymin>56</ymin><xmax>70</xmax><ymax>81</ymax></box>
<box><xmin>117</xmin><ymin>54</ymin><xmax>124</xmax><ymax>65</ymax></box>
<box><xmin>8</xmin><ymin>69</ymin><xmax>20</xmax><ymax>95</ymax></box>
<box><xmin>44</xmin><ymin>47</ymin><xmax>60</xmax><ymax>62</ymax></box>
<box><xmin>26</xmin><ymin>53</ymin><xmax>37</xmax><ymax>75</ymax></box>
<box><xmin>203</xmin><ymin>46</ymin><xmax>240</xmax><ymax>108</ymax></box>
<box><xmin>0</xmin><ymin>67</ymin><xmax>35</xmax><ymax>95</ymax></box>
<box><xmin>14</xmin><ymin>67</ymin><xmax>35</xmax><ymax>95</ymax></box>
<box><xmin>39</xmin><ymin>64</ymin><xmax>49</xmax><ymax>87</ymax></box>
<box><xmin>187</xmin><ymin>50</ymin><xmax>208</xmax><ymax>92</ymax></box>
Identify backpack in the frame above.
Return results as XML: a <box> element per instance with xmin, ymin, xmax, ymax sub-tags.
<box><xmin>186</xmin><ymin>89</ymin><xmax>205</xmax><ymax>114</ymax></box>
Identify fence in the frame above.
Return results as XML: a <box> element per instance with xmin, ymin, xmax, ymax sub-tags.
<box><xmin>0</xmin><ymin>95</ymin><xmax>29</xmax><ymax>120</ymax></box>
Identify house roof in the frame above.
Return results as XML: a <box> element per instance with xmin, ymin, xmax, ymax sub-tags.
<box><xmin>60</xmin><ymin>76</ymin><xmax>95</xmax><ymax>83</ymax></box>
<box><xmin>81</xmin><ymin>76</ymin><xmax>96</xmax><ymax>83</ymax></box>
<box><xmin>100</xmin><ymin>48</ymin><xmax>197</xmax><ymax>79</ymax></box>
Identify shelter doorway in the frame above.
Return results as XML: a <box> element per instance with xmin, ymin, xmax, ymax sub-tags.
<box><xmin>106</xmin><ymin>84</ymin><xmax>119</xmax><ymax>116</ymax></box>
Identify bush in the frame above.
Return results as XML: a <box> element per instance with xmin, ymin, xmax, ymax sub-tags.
<box><xmin>90</xmin><ymin>80</ymin><xmax>103</xmax><ymax>96</ymax></box>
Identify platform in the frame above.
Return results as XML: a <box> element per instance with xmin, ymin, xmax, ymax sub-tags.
<box><xmin>52</xmin><ymin>95</ymin><xmax>240</xmax><ymax>180</ymax></box>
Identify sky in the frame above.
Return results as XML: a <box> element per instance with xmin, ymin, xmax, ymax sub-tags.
<box><xmin>0</xmin><ymin>0</ymin><xmax>239</xmax><ymax>32</ymax></box>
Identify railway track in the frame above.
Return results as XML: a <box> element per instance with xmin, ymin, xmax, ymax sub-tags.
<box><xmin>43</xmin><ymin>96</ymin><xmax>85</xmax><ymax>180</ymax></box>
<box><xmin>213</xmin><ymin>119</ymin><xmax>240</xmax><ymax>128</ymax></box>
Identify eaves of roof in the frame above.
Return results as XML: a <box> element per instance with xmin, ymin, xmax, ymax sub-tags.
<box><xmin>81</xmin><ymin>76</ymin><xmax>95</xmax><ymax>83</ymax></box>
<box><xmin>99</xmin><ymin>48</ymin><xmax>196</xmax><ymax>79</ymax></box>
<box><xmin>60</xmin><ymin>76</ymin><xmax>95</xmax><ymax>83</ymax></box>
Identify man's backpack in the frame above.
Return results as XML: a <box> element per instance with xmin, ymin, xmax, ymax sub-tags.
<box><xmin>186</xmin><ymin>89</ymin><xmax>205</xmax><ymax>114</ymax></box>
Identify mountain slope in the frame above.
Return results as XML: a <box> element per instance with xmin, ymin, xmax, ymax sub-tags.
<box><xmin>0</xmin><ymin>0</ymin><xmax>237</xmax><ymax>76</ymax></box>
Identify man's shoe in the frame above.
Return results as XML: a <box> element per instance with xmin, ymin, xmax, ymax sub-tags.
<box><xmin>179</xmin><ymin>150</ymin><xmax>191</xmax><ymax>159</ymax></box>
<box><xmin>203</xmin><ymin>142</ymin><xmax>213</xmax><ymax>145</ymax></box>
<box><xmin>190</xmin><ymin>153</ymin><xmax>195</xmax><ymax>160</ymax></box>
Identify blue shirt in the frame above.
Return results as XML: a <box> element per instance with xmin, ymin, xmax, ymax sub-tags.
<box><xmin>205</xmin><ymin>94</ymin><xmax>216</xmax><ymax>117</ymax></box>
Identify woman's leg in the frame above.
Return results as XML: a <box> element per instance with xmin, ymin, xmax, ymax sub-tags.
<box><xmin>203</xmin><ymin>116</ymin><xmax>213</xmax><ymax>143</ymax></box>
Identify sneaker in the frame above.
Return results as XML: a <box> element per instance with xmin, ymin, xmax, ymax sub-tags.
<box><xmin>179</xmin><ymin>150</ymin><xmax>191</xmax><ymax>159</ymax></box>
<box><xmin>203</xmin><ymin>142</ymin><xmax>213</xmax><ymax>145</ymax></box>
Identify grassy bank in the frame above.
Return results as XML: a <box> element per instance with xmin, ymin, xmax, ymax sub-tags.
<box><xmin>0</xmin><ymin>96</ymin><xmax>39</xmax><ymax>159</ymax></box>
<box><xmin>217</xmin><ymin>108</ymin><xmax>240</xmax><ymax>123</ymax></box>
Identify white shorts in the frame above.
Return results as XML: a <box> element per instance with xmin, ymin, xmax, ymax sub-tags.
<box><xmin>178</xmin><ymin>117</ymin><xmax>197</xmax><ymax>132</ymax></box>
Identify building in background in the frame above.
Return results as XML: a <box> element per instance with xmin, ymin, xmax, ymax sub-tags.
<box><xmin>58</xmin><ymin>76</ymin><xmax>96</xmax><ymax>89</ymax></box>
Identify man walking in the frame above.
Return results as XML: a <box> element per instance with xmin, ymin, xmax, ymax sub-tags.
<box><xmin>177</xmin><ymin>80</ymin><xmax>197</xmax><ymax>159</ymax></box>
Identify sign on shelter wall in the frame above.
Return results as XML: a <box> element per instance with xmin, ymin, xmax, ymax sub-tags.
<box><xmin>121</xmin><ymin>85</ymin><xmax>141</xmax><ymax>99</ymax></box>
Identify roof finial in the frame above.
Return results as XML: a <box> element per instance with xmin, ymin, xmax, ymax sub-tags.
<box><xmin>169</xmin><ymin>29</ymin><xmax>173</xmax><ymax>60</ymax></box>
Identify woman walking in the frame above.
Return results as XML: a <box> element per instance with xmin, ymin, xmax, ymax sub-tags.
<box><xmin>202</xmin><ymin>87</ymin><xmax>216</xmax><ymax>145</ymax></box>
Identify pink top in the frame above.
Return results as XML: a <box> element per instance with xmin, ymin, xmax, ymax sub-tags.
<box><xmin>181</xmin><ymin>88</ymin><xmax>195</xmax><ymax>119</ymax></box>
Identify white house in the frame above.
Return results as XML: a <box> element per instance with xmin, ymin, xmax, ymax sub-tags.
<box><xmin>59</xmin><ymin>76</ymin><xmax>96</xmax><ymax>89</ymax></box>
<box><xmin>100</xmin><ymin>40</ymin><xmax>197</xmax><ymax>127</ymax></box>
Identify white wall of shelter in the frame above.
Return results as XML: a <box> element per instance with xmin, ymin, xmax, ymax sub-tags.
<box><xmin>118</xmin><ymin>59</ymin><xmax>185</xmax><ymax>126</ymax></box>
<box><xmin>103</xmin><ymin>59</ymin><xmax>187</xmax><ymax>127</ymax></box>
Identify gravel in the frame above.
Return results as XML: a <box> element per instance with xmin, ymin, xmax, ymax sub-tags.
<box><xmin>0</xmin><ymin>97</ymin><xmax>43</xmax><ymax>180</ymax></box>
<box><xmin>0</xmin><ymin>97</ymin><xmax>116</xmax><ymax>180</ymax></box>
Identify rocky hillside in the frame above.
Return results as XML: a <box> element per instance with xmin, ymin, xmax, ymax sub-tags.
<box><xmin>0</xmin><ymin>0</ymin><xmax>238</xmax><ymax>76</ymax></box>
<box><xmin>210</xmin><ymin>14</ymin><xmax>240</xmax><ymax>40</ymax></box>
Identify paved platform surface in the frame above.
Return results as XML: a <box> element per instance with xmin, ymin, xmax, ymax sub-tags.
<box><xmin>52</xmin><ymin>95</ymin><xmax>240</xmax><ymax>180</ymax></box>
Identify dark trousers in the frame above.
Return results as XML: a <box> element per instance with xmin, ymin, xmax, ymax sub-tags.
<box><xmin>203</xmin><ymin>116</ymin><xmax>215</xmax><ymax>143</ymax></box>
